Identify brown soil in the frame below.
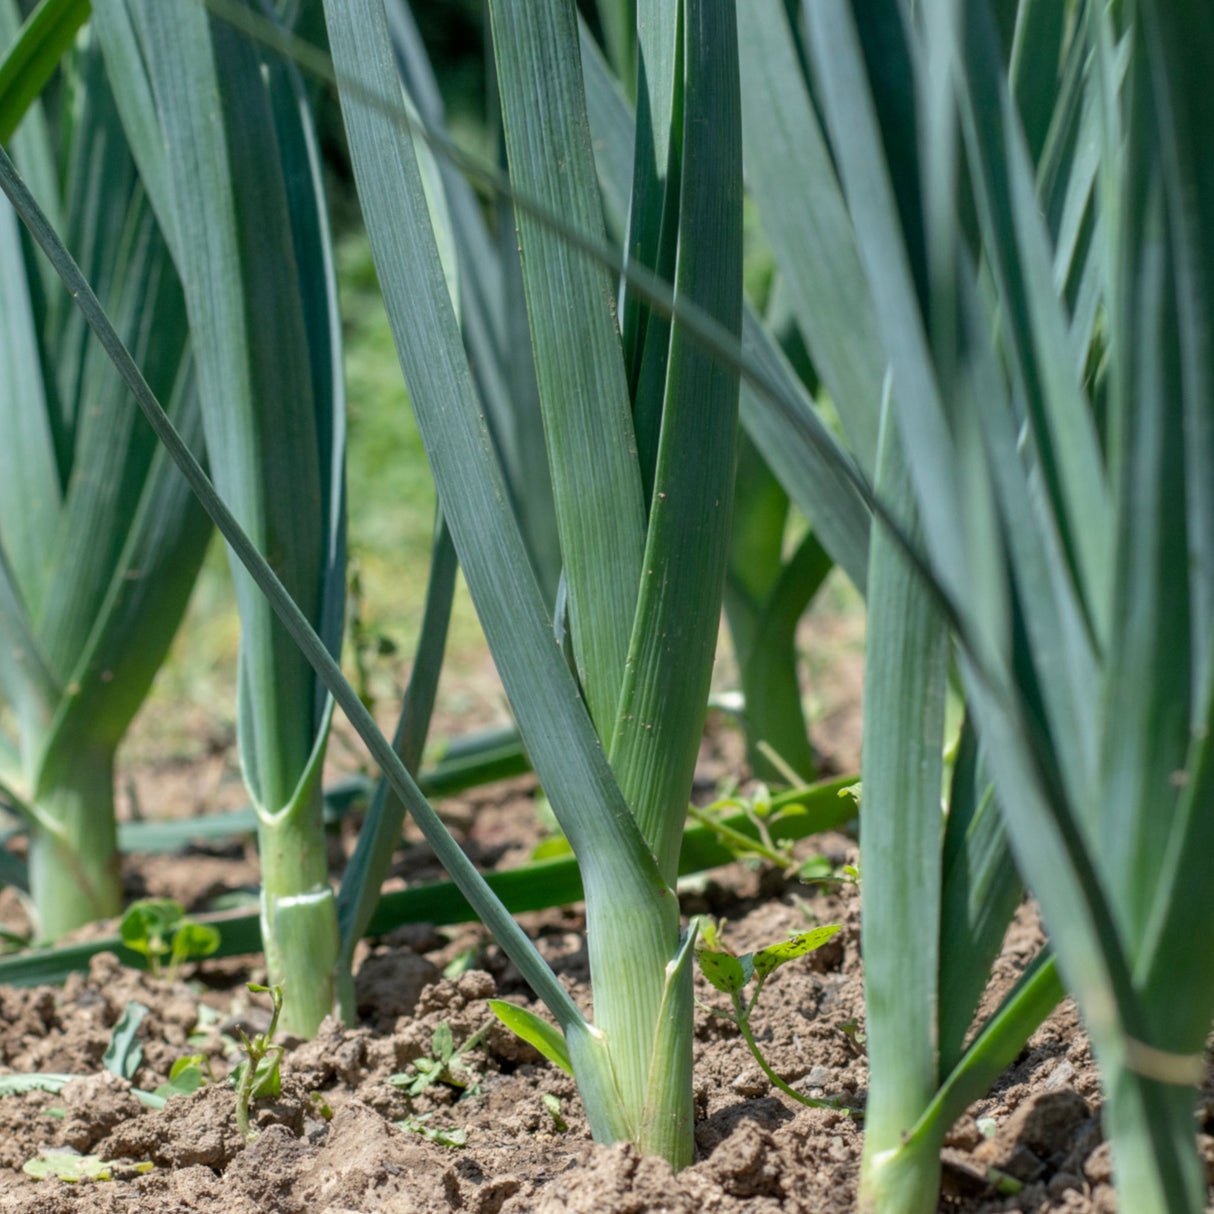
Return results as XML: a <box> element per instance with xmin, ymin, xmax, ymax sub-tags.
<box><xmin>1</xmin><ymin>610</ymin><xmax>1209</xmax><ymax>1213</ymax></box>
<box><xmin>0</xmin><ymin>801</ymin><xmax>1179</xmax><ymax>1214</ymax></box>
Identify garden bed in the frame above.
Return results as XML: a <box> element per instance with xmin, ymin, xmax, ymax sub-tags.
<box><xmin>0</xmin><ymin>785</ymin><xmax>1160</xmax><ymax>1214</ymax></box>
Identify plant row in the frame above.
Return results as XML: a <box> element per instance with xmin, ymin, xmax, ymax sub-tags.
<box><xmin>0</xmin><ymin>1</ymin><xmax>1210</xmax><ymax>1211</ymax></box>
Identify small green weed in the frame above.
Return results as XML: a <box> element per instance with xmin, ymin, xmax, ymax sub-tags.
<box><xmin>152</xmin><ymin>1053</ymin><xmax>215</xmax><ymax>1104</ymax></box>
<box><xmin>394</xmin><ymin>1114</ymin><xmax>468</xmax><ymax>1147</ymax></box>
<box><xmin>119</xmin><ymin>899</ymin><xmax>220</xmax><ymax>980</ymax></box>
<box><xmin>231</xmin><ymin>984</ymin><xmax>285</xmax><ymax>1143</ymax></box>
<box><xmin>388</xmin><ymin>1020</ymin><xmax>491</xmax><ymax>1099</ymax></box>
<box><xmin>694</xmin><ymin>918</ymin><xmax>858</xmax><ymax>1115</ymax></box>
<box><xmin>103</xmin><ymin>1001</ymin><xmax>149</xmax><ymax>1081</ymax></box>
<box><xmin>542</xmin><ymin>1092</ymin><xmax>567</xmax><ymax>1132</ymax></box>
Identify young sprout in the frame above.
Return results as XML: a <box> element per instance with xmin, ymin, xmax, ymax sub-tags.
<box><xmin>689</xmin><ymin>780</ymin><xmax>823</xmax><ymax>875</ymax></box>
<box><xmin>153</xmin><ymin>1054</ymin><xmax>215</xmax><ymax>1104</ymax></box>
<box><xmin>388</xmin><ymin>1020</ymin><xmax>493</xmax><ymax>1099</ymax></box>
<box><xmin>232</xmin><ymin>984</ymin><xmax>286</xmax><ymax>1143</ymax></box>
<box><xmin>542</xmin><ymin>1092</ymin><xmax>568</xmax><ymax>1132</ymax></box>
<box><xmin>693</xmin><ymin>918</ymin><xmax>857</xmax><ymax>1114</ymax></box>
<box><xmin>393</xmin><ymin>1115</ymin><xmax>467</xmax><ymax>1148</ymax></box>
<box><xmin>119</xmin><ymin>899</ymin><xmax>221</xmax><ymax>981</ymax></box>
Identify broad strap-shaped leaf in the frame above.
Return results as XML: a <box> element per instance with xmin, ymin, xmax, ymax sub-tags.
<box><xmin>739</xmin><ymin>0</ymin><xmax>882</xmax><ymax>470</ymax></box>
<box><xmin>37</xmin><ymin>366</ymin><xmax>209</xmax><ymax>774</ymax></box>
<box><xmin>908</xmin><ymin>952</ymin><xmax>1063</xmax><ymax>1156</ymax></box>
<box><xmin>387</xmin><ymin>0</ymin><xmax>559</xmax><ymax>602</ymax></box>
<box><xmin>607</xmin><ymin>0</ymin><xmax>743</xmax><ymax>881</ymax></box>
<box><xmin>1121</xmin><ymin>0</ymin><xmax>1214</xmax><ymax>1057</ymax></box>
<box><xmin>621</xmin><ymin>0</ymin><xmax>679</xmax><ymax>495</ymax></box>
<box><xmin>1007</xmin><ymin>0</ymin><xmax>1065</xmax><ymax>165</ymax></box>
<box><xmin>0</xmin><ymin>546</ymin><xmax>57</xmax><ymax>752</ymax></box>
<box><xmin>1095</xmin><ymin>81</ymin><xmax>1189</xmax><ymax>950</ymax></box>
<box><xmin>488</xmin><ymin>0</ymin><xmax>647</xmax><ymax>738</ymax></box>
<box><xmin>96</xmin><ymin>0</ymin><xmax>343</xmax><ymax>814</ymax></box>
<box><xmin>34</xmin><ymin>159</ymin><xmax>190</xmax><ymax>685</ymax></box>
<box><xmin>0</xmin><ymin>166</ymin><xmax>60</xmax><ymax>623</ymax></box>
<box><xmin>820</xmin><ymin>0</ymin><xmax>1149</xmax><ymax>1041</ymax></box>
<box><xmin>937</xmin><ymin>717</ymin><xmax>1021</xmax><ymax>1076</ymax></box>
<box><xmin>723</xmin><ymin>435</ymin><xmax>826</xmax><ymax>781</ymax></box>
<box><xmin>576</xmin><ymin>15</ymin><xmax>873</xmax><ymax>593</ymax></box>
<box><xmin>85</xmin><ymin>1</ymin><xmax>172</xmax><ymax>251</ymax></box>
<box><xmin>320</xmin><ymin>0</ymin><xmax>668</xmax><ymax>986</ymax></box>
<box><xmin>323</xmin><ymin>0</ymin><xmax>692</xmax><ymax>1146</ymax></box>
<box><xmin>1133</xmin><ymin>0</ymin><xmax>1214</xmax><ymax>710</ymax></box>
<box><xmin>953</xmin><ymin>3</ymin><xmax>1112</xmax><ymax>650</ymax></box>
<box><xmin>578</xmin><ymin>21</ymin><xmax>633</xmax><ymax>231</ymax></box>
<box><xmin>324</xmin><ymin>0</ymin><xmax>662</xmax><ymax>897</ymax></box>
<box><xmin>0</xmin><ymin>133</ymin><xmax>590</xmax><ymax>1047</ymax></box>
<box><xmin>589</xmin><ymin>0</ymin><xmax>634</xmax><ymax>93</ymax></box>
<box><xmin>0</xmin><ymin>23</ymin><xmax>207</xmax><ymax>777</ymax></box>
<box><xmin>639</xmin><ymin>925</ymin><xmax>697</xmax><ymax>1165</ymax></box>
<box><xmin>738</xmin><ymin>306</ymin><xmax>871</xmax><ymax>591</ymax></box>
<box><xmin>805</xmin><ymin>0</ymin><xmax>974</xmax><ymax>626</ymax></box>
<box><xmin>1140</xmin><ymin>655</ymin><xmax>1214</xmax><ymax>1050</ymax></box>
<box><xmin>859</xmin><ymin>407</ymin><xmax>947</xmax><ymax>1161</ymax></box>
<box><xmin>620</xmin><ymin>0</ymin><xmax>677</xmax><ymax>374</ymax></box>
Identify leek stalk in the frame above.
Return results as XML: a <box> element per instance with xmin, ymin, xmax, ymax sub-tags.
<box><xmin>91</xmin><ymin>0</ymin><xmax>346</xmax><ymax>1036</ymax></box>
<box><xmin>0</xmin><ymin>11</ymin><xmax>209</xmax><ymax>940</ymax></box>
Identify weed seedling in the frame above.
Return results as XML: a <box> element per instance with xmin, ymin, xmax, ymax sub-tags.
<box><xmin>542</xmin><ymin>1092</ymin><xmax>567</xmax><ymax>1132</ymax></box>
<box><xmin>388</xmin><ymin>1020</ymin><xmax>492</xmax><ymax>1099</ymax></box>
<box><xmin>153</xmin><ymin>1053</ymin><xmax>216</xmax><ymax>1104</ymax></box>
<box><xmin>231</xmin><ymin>984</ymin><xmax>285</xmax><ymax>1143</ymax></box>
<box><xmin>394</xmin><ymin>1114</ymin><xmax>467</xmax><ymax>1147</ymax></box>
<box><xmin>694</xmin><ymin>919</ymin><xmax>858</xmax><ymax>1115</ymax></box>
<box><xmin>688</xmin><ymin>781</ymin><xmax>802</xmax><ymax>873</ymax></box>
<box><xmin>120</xmin><ymin>899</ymin><xmax>221</xmax><ymax>980</ymax></box>
<box><xmin>442</xmin><ymin>947</ymin><xmax>479</xmax><ymax>980</ymax></box>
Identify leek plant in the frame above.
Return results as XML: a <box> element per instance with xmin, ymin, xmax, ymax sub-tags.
<box><xmin>89</xmin><ymin>0</ymin><xmax>346</xmax><ymax>1038</ymax></box>
<box><xmin>321</xmin><ymin>0</ymin><xmax>741</xmax><ymax>1166</ymax></box>
<box><xmin>3</xmin><ymin>0</ymin><xmax>743</xmax><ymax>1170</ymax></box>
<box><xmin>723</xmin><ymin>427</ymin><xmax>830</xmax><ymax>784</ymax></box>
<box><xmin>16</xmin><ymin>3</ymin><xmax>1206</xmax><ymax>1209</ymax></box>
<box><xmin>0</xmin><ymin>11</ymin><xmax>209</xmax><ymax>940</ymax></box>
<box><xmin>775</xmin><ymin>0</ymin><xmax>1214</xmax><ymax>1209</ymax></box>
<box><xmin>589</xmin><ymin>15</ymin><xmax>1067</xmax><ymax>1207</ymax></box>
<box><xmin>580</xmin><ymin>13</ymin><xmax>870</xmax><ymax>788</ymax></box>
